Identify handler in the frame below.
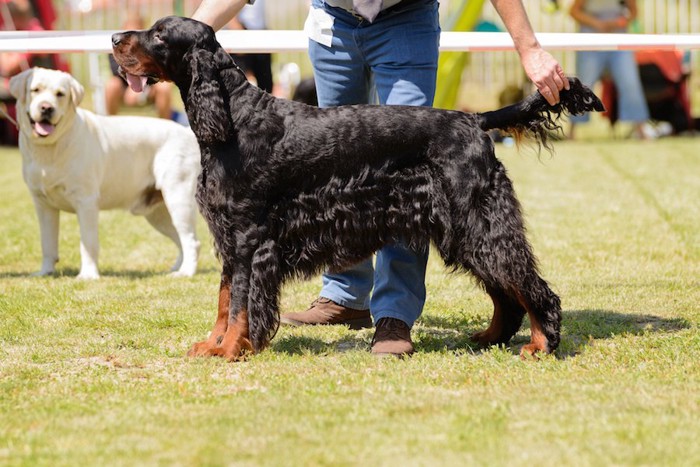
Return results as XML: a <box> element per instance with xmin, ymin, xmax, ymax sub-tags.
<box><xmin>192</xmin><ymin>0</ymin><xmax>569</xmax><ymax>357</ymax></box>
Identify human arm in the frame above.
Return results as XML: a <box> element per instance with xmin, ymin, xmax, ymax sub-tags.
<box><xmin>490</xmin><ymin>0</ymin><xmax>569</xmax><ymax>105</ymax></box>
<box><xmin>192</xmin><ymin>0</ymin><xmax>250</xmax><ymax>31</ymax></box>
<box><xmin>0</xmin><ymin>53</ymin><xmax>30</xmax><ymax>77</ymax></box>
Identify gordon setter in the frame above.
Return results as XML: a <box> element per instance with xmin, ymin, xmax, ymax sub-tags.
<box><xmin>112</xmin><ymin>16</ymin><xmax>603</xmax><ymax>361</ymax></box>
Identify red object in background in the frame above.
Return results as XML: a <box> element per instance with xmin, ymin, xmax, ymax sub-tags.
<box><xmin>1</xmin><ymin>0</ymin><xmax>69</xmax><ymax>145</ymax></box>
<box><xmin>601</xmin><ymin>50</ymin><xmax>693</xmax><ymax>133</ymax></box>
<box><xmin>0</xmin><ymin>0</ymin><xmax>69</xmax><ymax>71</ymax></box>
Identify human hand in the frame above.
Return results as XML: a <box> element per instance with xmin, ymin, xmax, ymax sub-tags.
<box><xmin>597</xmin><ymin>17</ymin><xmax>629</xmax><ymax>32</ymax></box>
<box><xmin>520</xmin><ymin>48</ymin><xmax>569</xmax><ymax>105</ymax></box>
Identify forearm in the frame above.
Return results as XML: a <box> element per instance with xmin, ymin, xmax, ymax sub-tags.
<box><xmin>490</xmin><ymin>0</ymin><xmax>540</xmax><ymax>58</ymax></box>
<box><xmin>490</xmin><ymin>0</ymin><xmax>569</xmax><ymax>104</ymax></box>
<box><xmin>192</xmin><ymin>0</ymin><xmax>249</xmax><ymax>31</ymax></box>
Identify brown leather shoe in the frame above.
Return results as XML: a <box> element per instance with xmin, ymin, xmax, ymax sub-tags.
<box><xmin>371</xmin><ymin>318</ymin><xmax>414</xmax><ymax>357</ymax></box>
<box><xmin>280</xmin><ymin>297</ymin><xmax>372</xmax><ymax>329</ymax></box>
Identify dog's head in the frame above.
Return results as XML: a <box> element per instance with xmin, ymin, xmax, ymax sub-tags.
<box><xmin>112</xmin><ymin>15</ymin><xmax>226</xmax><ymax>90</ymax></box>
<box><xmin>9</xmin><ymin>67</ymin><xmax>84</xmax><ymax>144</ymax></box>
<box><xmin>112</xmin><ymin>16</ymin><xmax>236</xmax><ymax>143</ymax></box>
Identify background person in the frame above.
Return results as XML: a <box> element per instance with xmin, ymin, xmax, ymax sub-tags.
<box><xmin>568</xmin><ymin>0</ymin><xmax>654</xmax><ymax>139</ymax></box>
<box><xmin>226</xmin><ymin>0</ymin><xmax>273</xmax><ymax>93</ymax></box>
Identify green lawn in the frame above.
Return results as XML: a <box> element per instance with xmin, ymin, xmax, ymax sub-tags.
<box><xmin>0</xmin><ymin>138</ymin><xmax>698</xmax><ymax>466</ymax></box>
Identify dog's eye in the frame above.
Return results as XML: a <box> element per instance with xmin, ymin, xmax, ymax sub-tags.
<box><xmin>30</xmin><ymin>88</ymin><xmax>39</xmax><ymax>94</ymax></box>
<box><xmin>56</xmin><ymin>91</ymin><xmax>65</xmax><ymax>98</ymax></box>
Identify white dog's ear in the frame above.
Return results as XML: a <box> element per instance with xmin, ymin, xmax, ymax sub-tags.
<box><xmin>8</xmin><ymin>68</ymin><xmax>35</xmax><ymax>102</ymax></box>
<box><xmin>68</xmin><ymin>75</ymin><xmax>85</xmax><ymax>106</ymax></box>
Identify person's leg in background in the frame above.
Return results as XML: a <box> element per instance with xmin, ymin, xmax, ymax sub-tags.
<box><xmin>281</xmin><ymin>0</ymin><xmax>440</xmax><ymax>356</ymax></box>
<box><xmin>609</xmin><ymin>50</ymin><xmax>653</xmax><ymax>138</ymax></box>
<box><xmin>104</xmin><ymin>75</ymin><xmax>126</xmax><ymax>116</ymax></box>
<box><xmin>362</xmin><ymin>0</ymin><xmax>439</xmax><ymax>354</ymax></box>
<box><xmin>569</xmin><ymin>50</ymin><xmax>606</xmax><ymax>138</ymax></box>
<box><xmin>280</xmin><ymin>3</ymin><xmax>375</xmax><ymax>330</ymax></box>
<box><xmin>150</xmin><ymin>82</ymin><xmax>174</xmax><ymax>119</ymax></box>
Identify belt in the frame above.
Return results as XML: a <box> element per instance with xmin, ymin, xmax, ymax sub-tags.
<box><xmin>324</xmin><ymin>0</ymin><xmax>415</xmax><ymax>17</ymax></box>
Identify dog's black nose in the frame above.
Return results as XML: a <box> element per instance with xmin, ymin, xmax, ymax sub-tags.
<box><xmin>112</xmin><ymin>33</ymin><xmax>124</xmax><ymax>47</ymax></box>
<box><xmin>40</xmin><ymin>102</ymin><xmax>54</xmax><ymax>117</ymax></box>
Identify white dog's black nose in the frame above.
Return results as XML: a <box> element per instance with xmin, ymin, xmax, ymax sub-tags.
<box><xmin>40</xmin><ymin>102</ymin><xmax>54</xmax><ymax>118</ymax></box>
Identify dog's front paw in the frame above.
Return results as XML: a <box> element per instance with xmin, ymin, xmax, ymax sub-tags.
<box><xmin>187</xmin><ymin>339</ymin><xmax>221</xmax><ymax>357</ymax></box>
<box><xmin>77</xmin><ymin>270</ymin><xmax>100</xmax><ymax>280</ymax></box>
<box><xmin>169</xmin><ymin>269</ymin><xmax>195</xmax><ymax>278</ymax></box>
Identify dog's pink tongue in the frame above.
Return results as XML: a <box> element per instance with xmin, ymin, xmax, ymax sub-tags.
<box><xmin>34</xmin><ymin>121</ymin><xmax>54</xmax><ymax>136</ymax></box>
<box><xmin>126</xmin><ymin>73</ymin><xmax>148</xmax><ymax>93</ymax></box>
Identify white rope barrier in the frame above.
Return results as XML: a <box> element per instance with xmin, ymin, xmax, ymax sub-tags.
<box><xmin>2</xmin><ymin>30</ymin><xmax>700</xmax><ymax>53</ymax></box>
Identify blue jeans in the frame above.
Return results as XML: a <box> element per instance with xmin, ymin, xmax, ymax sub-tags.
<box><xmin>308</xmin><ymin>0</ymin><xmax>440</xmax><ymax>327</ymax></box>
<box><xmin>571</xmin><ymin>49</ymin><xmax>650</xmax><ymax>123</ymax></box>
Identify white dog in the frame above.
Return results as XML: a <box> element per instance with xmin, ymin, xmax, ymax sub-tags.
<box><xmin>9</xmin><ymin>67</ymin><xmax>201</xmax><ymax>279</ymax></box>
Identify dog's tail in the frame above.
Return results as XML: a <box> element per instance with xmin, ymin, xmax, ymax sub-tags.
<box><xmin>477</xmin><ymin>77</ymin><xmax>604</xmax><ymax>150</ymax></box>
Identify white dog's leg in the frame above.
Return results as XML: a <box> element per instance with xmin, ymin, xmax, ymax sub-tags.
<box><xmin>33</xmin><ymin>199</ymin><xmax>60</xmax><ymax>276</ymax></box>
<box><xmin>164</xmin><ymin>190</ymin><xmax>200</xmax><ymax>277</ymax></box>
<box><xmin>144</xmin><ymin>202</ymin><xmax>199</xmax><ymax>277</ymax></box>
<box><xmin>75</xmin><ymin>203</ymin><xmax>100</xmax><ymax>279</ymax></box>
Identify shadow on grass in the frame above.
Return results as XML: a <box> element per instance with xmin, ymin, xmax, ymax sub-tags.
<box><xmin>557</xmin><ymin>309</ymin><xmax>690</xmax><ymax>357</ymax></box>
<box><xmin>0</xmin><ymin>265</ymin><xmax>220</xmax><ymax>280</ymax></box>
<box><xmin>271</xmin><ymin>333</ymin><xmax>370</xmax><ymax>355</ymax></box>
<box><xmin>270</xmin><ymin>309</ymin><xmax>690</xmax><ymax>358</ymax></box>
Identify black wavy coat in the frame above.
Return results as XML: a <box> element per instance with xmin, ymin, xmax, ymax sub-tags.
<box><xmin>112</xmin><ymin>17</ymin><xmax>604</xmax><ymax>358</ymax></box>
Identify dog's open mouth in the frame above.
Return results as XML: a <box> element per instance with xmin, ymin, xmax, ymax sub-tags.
<box><xmin>28</xmin><ymin>116</ymin><xmax>56</xmax><ymax>137</ymax></box>
<box><xmin>119</xmin><ymin>67</ymin><xmax>159</xmax><ymax>93</ymax></box>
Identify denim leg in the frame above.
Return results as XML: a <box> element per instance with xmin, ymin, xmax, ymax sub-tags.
<box><xmin>609</xmin><ymin>51</ymin><xmax>650</xmax><ymax>122</ymax></box>
<box><xmin>360</xmin><ymin>0</ymin><xmax>439</xmax><ymax>327</ymax></box>
<box><xmin>308</xmin><ymin>1</ymin><xmax>439</xmax><ymax>322</ymax></box>
<box><xmin>571</xmin><ymin>50</ymin><xmax>607</xmax><ymax>124</ymax></box>
<box><xmin>309</xmin><ymin>8</ymin><xmax>375</xmax><ymax>310</ymax></box>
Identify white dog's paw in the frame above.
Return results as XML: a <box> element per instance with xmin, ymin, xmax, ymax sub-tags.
<box><xmin>169</xmin><ymin>269</ymin><xmax>195</xmax><ymax>278</ymax></box>
<box><xmin>77</xmin><ymin>270</ymin><xmax>100</xmax><ymax>280</ymax></box>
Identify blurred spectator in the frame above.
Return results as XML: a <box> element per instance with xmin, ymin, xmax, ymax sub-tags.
<box><xmin>569</xmin><ymin>0</ymin><xmax>656</xmax><ymax>139</ymax></box>
<box><xmin>104</xmin><ymin>12</ymin><xmax>174</xmax><ymax>119</ymax></box>
<box><xmin>635</xmin><ymin>50</ymin><xmax>696</xmax><ymax>134</ymax></box>
<box><xmin>0</xmin><ymin>0</ymin><xmax>51</xmax><ymax>144</ymax></box>
<box><xmin>227</xmin><ymin>0</ymin><xmax>273</xmax><ymax>93</ymax></box>
<box><xmin>291</xmin><ymin>77</ymin><xmax>317</xmax><ymax>106</ymax></box>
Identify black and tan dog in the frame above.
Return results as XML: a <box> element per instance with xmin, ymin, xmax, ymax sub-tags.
<box><xmin>112</xmin><ymin>16</ymin><xmax>603</xmax><ymax>361</ymax></box>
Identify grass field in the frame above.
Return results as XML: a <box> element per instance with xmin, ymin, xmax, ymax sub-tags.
<box><xmin>1</xmin><ymin>137</ymin><xmax>699</xmax><ymax>466</ymax></box>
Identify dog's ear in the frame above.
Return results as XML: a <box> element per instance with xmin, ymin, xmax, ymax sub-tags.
<box><xmin>185</xmin><ymin>48</ymin><xmax>233</xmax><ymax>144</ymax></box>
<box><xmin>8</xmin><ymin>68</ymin><xmax>34</xmax><ymax>102</ymax></box>
<box><xmin>67</xmin><ymin>73</ymin><xmax>85</xmax><ymax>107</ymax></box>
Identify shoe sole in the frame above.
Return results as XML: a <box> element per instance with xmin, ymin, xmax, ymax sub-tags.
<box><xmin>280</xmin><ymin>316</ymin><xmax>373</xmax><ymax>330</ymax></box>
<box><xmin>371</xmin><ymin>350</ymin><xmax>414</xmax><ymax>358</ymax></box>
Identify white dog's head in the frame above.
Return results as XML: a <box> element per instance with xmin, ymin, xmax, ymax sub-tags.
<box><xmin>9</xmin><ymin>67</ymin><xmax>85</xmax><ymax>145</ymax></box>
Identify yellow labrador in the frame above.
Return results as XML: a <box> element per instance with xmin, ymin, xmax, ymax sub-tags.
<box><xmin>9</xmin><ymin>67</ymin><xmax>201</xmax><ymax>278</ymax></box>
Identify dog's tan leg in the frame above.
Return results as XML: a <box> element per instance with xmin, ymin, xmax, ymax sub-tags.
<box><xmin>517</xmin><ymin>293</ymin><xmax>550</xmax><ymax>359</ymax></box>
<box><xmin>520</xmin><ymin>308</ymin><xmax>549</xmax><ymax>359</ymax></box>
<box><xmin>471</xmin><ymin>300</ymin><xmax>506</xmax><ymax>346</ymax></box>
<box><xmin>188</xmin><ymin>274</ymin><xmax>231</xmax><ymax>357</ymax></box>
<box><xmin>203</xmin><ymin>309</ymin><xmax>253</xmax><ymax>361</ymax></box>
<box><xmin>471</xmin><ymin>287</ymin><xmax>526</xmax><ymax>348</ymax></box>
